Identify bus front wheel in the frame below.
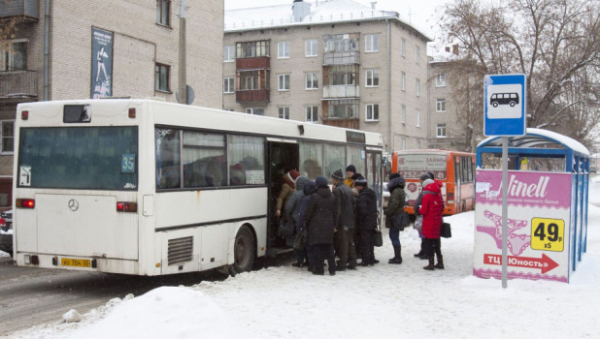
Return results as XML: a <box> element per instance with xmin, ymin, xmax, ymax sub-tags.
<box><xmin>232</xmin><ymin>225</ymin><xmax>255</xmax><ymax>274</ymax></box>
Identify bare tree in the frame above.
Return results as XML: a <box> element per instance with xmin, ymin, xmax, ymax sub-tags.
<box><xmin>440</xmin><ymin>0</ymin><xmax>600</xmax><ymax>150</ymax></box>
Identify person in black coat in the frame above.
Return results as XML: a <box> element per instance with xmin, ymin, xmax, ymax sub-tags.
<box><xmin>304</xmin><ymin>176</ymin><xmax>338</xmax><ymax>275</ymax></box>
<box><xmin>332</xmin><ymin>169</ymin><xmax>358</xmax><ymax>270</ymax></box>
<box><xmin>355</xmin><ymin>176</ymin><xmax>378</xmax><ymax>266</ymax></box>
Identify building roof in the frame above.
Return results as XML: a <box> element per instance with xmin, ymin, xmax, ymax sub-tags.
<box><xmin>224</xmin><ymin>0</ymin><xmax>431</xmax><ymax>41</ymax></box>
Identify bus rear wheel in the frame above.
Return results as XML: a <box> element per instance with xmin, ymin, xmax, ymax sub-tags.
<box><xmin>232</xmin><ymin>225</ymin><xmax>255</xmax><ymax>275</ymax></box>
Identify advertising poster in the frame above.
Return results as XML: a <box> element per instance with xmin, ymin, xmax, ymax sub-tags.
<box><xmin>91</xmin><ymin>27</ymin><xmax>113</xmax><ymax>99</ymax></box>
<box><xmin>474</xmin><ymin>170</ymin><xmax>571</xmax><ymax>283</ymax></box>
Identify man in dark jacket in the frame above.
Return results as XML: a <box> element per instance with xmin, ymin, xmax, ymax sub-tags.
<box><xmin>385</xmin><ymin>175</ymin><xmax>406</xmax><ymax>264</ymax></box>
<box><xmin>355</xmin><ymin>176</ymin><xmax>377</xmax><ymax>266</ymax></box>
<box><xmin>332</xmin><ymin>169</ymin><xmax>357</xmax><ymax>270</ymax></box>
<box><xmin>305</xmin><ymin>176</ymin><xmax>338</xmax><ymax>275</ymax></box>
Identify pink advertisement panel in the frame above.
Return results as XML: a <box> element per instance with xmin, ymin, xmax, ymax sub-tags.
<box><xmin>474</xmin><ymin>170</ymin><xmax>571</xmax><ymax>283</ymax></box>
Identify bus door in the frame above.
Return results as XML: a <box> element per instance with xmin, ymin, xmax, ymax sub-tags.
<box><xmin>266</xmin><ymin>138</ymin><xmax>299</xmax><ymax>251</ymax></box>
<box><xmin>366</xmin><ymin>150</ymin><xmax>383</xmax><ymax>215</ymax></box>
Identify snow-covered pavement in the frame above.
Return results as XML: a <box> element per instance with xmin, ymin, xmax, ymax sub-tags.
<box><xmin>7</xmin><ymin>176</ymin><xmax>600</xmax><ymax>339</ymax></box>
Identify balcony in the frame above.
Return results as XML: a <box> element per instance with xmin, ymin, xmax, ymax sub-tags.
<box><xmin>321</xmin><ymin>118</ymin><xmax>360</xmax><ymax>130</ymax></box>
<box><xmin>323</xmin><ymin>85</ymin><xmax>360</xmax><ymax>99</ymax></box>
<box><xmin>0</xmin><ymin>70</ymin><xmax>38</xmax><ymax>99</ymax></box>
<box><xmin>236</xmin><ymin>57</ymin><xmax>270</xmax><ymax>70</ymax></box>
<box><xmin>323</xmin><ymin>51</ymin><xmax>360</xmax><ymax>65</ymax></box>
<box><xmin>236</xmin><ymin>89</ymin><xmax>270</xmax><ymax>103</ymax></box>
<box><xmin>0</xmin><ymin>0</ymin><xmax>40</xmax><ymax>21</ymax></box>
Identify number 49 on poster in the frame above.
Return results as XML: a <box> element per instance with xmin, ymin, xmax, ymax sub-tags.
<box><xmin>531</xmin><ymin>218</ymin><xmax>564</xmax><ymax>252</ymax></box>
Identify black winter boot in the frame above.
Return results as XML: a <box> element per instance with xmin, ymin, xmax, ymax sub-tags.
<box><xmin>414</xmin><ymin>239</ymin><xmax>425</xmax><ymax>257</ymax></box>
<box><xmin>423</xmin><ymin>256</ymin><xmax>435</xmax><ymax>270</ymax></box>
<box><xmin>388</xmin><ymin>245</ymin><xmax>403</xmax><ymax>264</ymax></box>
<box><xmin>434</xmin><ymin>253</ymin><xmax>444</xmax><ymax>269</ymax></box>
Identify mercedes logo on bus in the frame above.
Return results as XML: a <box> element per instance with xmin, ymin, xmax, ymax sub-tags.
<box><xmin>68</xmin><ymin>199</ymin><xmax>79</xmax><ymax>212</ymax></box>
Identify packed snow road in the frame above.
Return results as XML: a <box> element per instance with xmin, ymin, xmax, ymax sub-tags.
<box><xmin>0</xmin><ymin>256</ymin><xmax>233</xmax><ymax>335</ymax></box>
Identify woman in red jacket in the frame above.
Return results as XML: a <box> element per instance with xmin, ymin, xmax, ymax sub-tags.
<box><xmin>418</xmin><ymin>179</ymin><xmax>445</xmax><ymax>270</ymax></box>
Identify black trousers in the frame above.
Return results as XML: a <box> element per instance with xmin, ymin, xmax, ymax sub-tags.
<box><xmin>359</xmin><ymin>230</ymin><xmax>375</xmax><ymax>264</ymax></box>
<box><xmin>423</xmin><ymin>238</ymin><xmax>442</xmax><ymax>257</ymax></box>
<box><xmin>309</xmin><ymin>244</ymin><xmax>336</xmax><ymax>274</ymax></box>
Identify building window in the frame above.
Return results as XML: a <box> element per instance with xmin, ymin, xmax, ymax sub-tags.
<box><xmin>278</xmin><ymin>74</ymin><xmax>290</xmax><ymax>91</ymax></box>
<box><xmin>278</xmin><ymin>41</ymin><xmax>290</xmax><ymax>58</ymax></box>
<box><xmin>223</xmin><ymin>45</ymin><xmax>235</xmax><ymax>62</ymax></box>
<box><xmin>306</xmin><ymin>73</ymin><xmax>319</xmax><ymax>90</ymax></box>
<box><xmin>366</xmin><ymin>69</ymin><xmax>379</xmax><ymax>87</ymax></box>
<box><xmin>306</xmin><ymin>106</ymin><xmax>319</xmax><ymax>122</ymax></box>
<box><xmin>155</xmin><ymin>63</ymin><xmax>170</xmax><ymax>92</ymax></box>
<box><xmin>246</xmin><ymin>108</ymin><xmax>264</xmax><ymax>116</ymax></box>
<box><xmin>365</xmin><ymin>34</ymin><xmax>379</xmax><ymax>52</ymax></box>
<box><xmin>239</xmin><ymin>71</ymin><xmax>260</xmax><ymax>90</ymax></box>
<box><xmin>416</xmin><ymin>79</ymin><xmax>420</xmax><ymax>96</ymax></box>
<box><xmin>436</xmin><ymin>98</ymin><xmax>446</xmax><ymax>112</ymax></box>
<box><xmin>416</xmin><ymin>47</ymin><xmax>421</xmax><ymax>64</ymax></box>
<box><xmin>1</xmin><ymin>121</ymin><xmax>14</xmax><ymax>154</ymax></box>
<box><xmin>305</xmin><ymin>39</ymin><xmax>318</xmax><ymax>57</ymax></box>
<box><xmin>156</xmin><ymin>0</ymin><xmax>171</xmax><ymax>27</ymax></box>
<box><xmin>401</xmin><ymin>105</ymin><xmax>406</xmax><ymax>124</ymax></box>
<box><xmin>278</xmin><ymin>107</ymin><xmax>290</xmax><ymax>119</ymax></box>
<box><xmin>324</xmin><ymin>33</ymin><xmax>359</xmax><ymax>53</ymax></box>
<box><xmin>437</xmin><ymin>124</ymin><xmax>447</xmax><ymax>138</ymax></box>
<box><xmin>365</xmin><ymin>104</ymin><xmax>379</xmax><ymax>121</ymax></box>
<box><xmin>401</xmin><ymin>72</ymin><xmax>406</xmax><ymax>91</ymax></box>
<box><xmin>328</xmin><ymin>99</ymin><xmax>358</xmax><ymax>119</ymax></box>
<box><xmin>436</xmin><ymin>73</ymin><xmax>446</xmax><ymax>87</ymax></box>
<box><xmin>401</xmin><ymin>38</ymin><xmax>406</xmax><ymax>57</ymax></box>
<box><xmin>416</xmin><ymin>110</ymin><xmax>420</xmax><ymax>127</ymax></box>
<box><xmin>236</xmin><ymin>40</ymin><xmax>270</xmax><ymax>58</ymax></box>
<box><xmin>1</xmin><ymin>40</ymin><xmax>27</xmax><ymax>71</ymax></box>
<box><xmin>328</xmin><ymin>65</ymin><xmax>358</xmax><ymax>85</ymax></box>
<box><xmin>223</xmin><ymin>77</ymin><xmax>235</xmax><ymax>94</ymax></box>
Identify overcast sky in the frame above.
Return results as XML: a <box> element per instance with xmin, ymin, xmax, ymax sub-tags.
<box><xmin>224</xmin><ymin>0</ymin><xmax>451</xmax><ymax>39</ymax></box>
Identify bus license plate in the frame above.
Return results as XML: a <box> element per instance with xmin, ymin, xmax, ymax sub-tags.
<box><xmin>61</xmin><ymin>258</ymin><xmax>91</xmax><ymax>268</ymax></box>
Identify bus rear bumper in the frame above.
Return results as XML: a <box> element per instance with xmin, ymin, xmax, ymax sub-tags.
<box><xmin>15</xmin><ymin>253</ymin><xmax>140</xmax><ymax>275</ymax></box>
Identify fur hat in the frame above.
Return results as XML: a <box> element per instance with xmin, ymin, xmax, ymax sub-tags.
<box><xmin>315</xmin><ymin>176</ymin><xmax>329</xmax><ymax>188</ymax></box>
<box><xmin>346</xmin><ymin>165</ymin><xmax>357</xmax><ymax>173</ymax></box>
<box><xmin>389</xmin><ymin>172</ymin><xmax>401</xmax><ymax>180</ymax></box>
<box><xmin>423</xmin><ymin>179</ymin><xmax>435</xmax><ymax>188</ymax></box>
<box><xmin>332</xmin><ymin>169</ymin><xmax>344</xmax><ymax>180</ymax></box>
<box><xmin>427</xmin><ymin>171</ymin><xmax>435</xmax><ymax>180</ymax></box>
<box><xmin>420</xmin><ymin>173</ymin><xmax>431</xmax><ymax>182</ymax></box>
<box><xmin>354</xmin><ymin>176</ymin><xmax>368</xmax><ymax>187</ymax></box>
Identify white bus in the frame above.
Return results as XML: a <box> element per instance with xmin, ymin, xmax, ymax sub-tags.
<box><xmin>12</xmin><ymin>99</ymin><xmax>384</xmax><ymax>276</ymax></box>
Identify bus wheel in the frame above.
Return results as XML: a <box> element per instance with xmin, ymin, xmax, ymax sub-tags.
<box><xmin>233</xmin><ymin>226</ymin><xmax>255</xmax><ymax>274</ymax></box>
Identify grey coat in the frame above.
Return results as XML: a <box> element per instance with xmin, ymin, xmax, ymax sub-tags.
<box><xmin>285</xmin><ymin>176</ymin><xmax>309</xmax><ymax>232</ymax></box>
<box><xmin>333</xmin><ymin>182</ymin><xmax>356</xmax><ymax>230</ymax></box>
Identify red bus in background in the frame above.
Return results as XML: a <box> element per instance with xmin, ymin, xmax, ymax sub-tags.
<box><xmin>391</xmin><ymin>149</ymin><xmax>476</xmax><ymax>215</ymax></box>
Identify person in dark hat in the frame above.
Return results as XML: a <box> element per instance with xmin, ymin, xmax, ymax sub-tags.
<box><xmin>331</xmin><ymin>169</ymin><xmax>358</xmax><ymax>270</ymax></box>
<box><xmin>354</xmin><ymin>176</ymin><xmax>378</xmax><ymax>266</ymax></box>
<box><xmin>304</xmin><ymin>176</ymin><xmax>338</xmax><ymax>275</ymax></box>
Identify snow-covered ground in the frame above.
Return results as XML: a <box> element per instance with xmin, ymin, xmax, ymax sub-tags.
<box><xmin>7</xmin><ymin>175</ymin><xmax>600</xmax><ymax>339</ymax></box>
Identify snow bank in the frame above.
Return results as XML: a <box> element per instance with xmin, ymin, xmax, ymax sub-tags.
<box><xmin>0</xmin><ymin>249</ymin><xmax>9</xmax><ymax>258</ymax></box>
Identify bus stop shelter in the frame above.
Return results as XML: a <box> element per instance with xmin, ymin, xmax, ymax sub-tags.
<box><xmin>473</xmin><ymin>128</ymin><xmax>590</xmax><ymax>283</ymax></box>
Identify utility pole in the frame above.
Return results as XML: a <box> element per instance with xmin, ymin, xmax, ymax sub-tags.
<box><xmin>178</xmin><ymin>0</ymin><xmax>187</xmax><ymax>104</ymax></box>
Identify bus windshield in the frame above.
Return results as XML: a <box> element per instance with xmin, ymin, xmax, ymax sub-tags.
<box><xmin>397</xmin><ymin>153</ymin><xmax>447</xmax><ymax>179</ymax></box>
<box><xmin>18</xmin><ymin>126</ymin><xmax>138</xmax><ymax>190</ymax></box>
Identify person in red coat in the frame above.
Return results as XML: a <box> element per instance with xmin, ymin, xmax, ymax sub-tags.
<box><xmin>418</xmin><ymin>179</ymin><xmax>445</xmax><ymax>270</ymax></box>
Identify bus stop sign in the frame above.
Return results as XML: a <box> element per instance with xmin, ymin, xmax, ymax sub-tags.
<box><xmin>484</xmin><ymin>74</ymin><xmax>526</xmax><ymax>136</ymax></box>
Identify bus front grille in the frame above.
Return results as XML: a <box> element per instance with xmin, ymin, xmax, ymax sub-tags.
<box><xmin>167</xmin><ymin>236</ymin><xmax>193</xmax><ymax>265</ymax></box>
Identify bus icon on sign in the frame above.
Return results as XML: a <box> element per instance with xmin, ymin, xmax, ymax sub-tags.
<box><xmin>490</xmin><ymin>93</ymin><xmax>519</xmax><ymax>108</ymax></box>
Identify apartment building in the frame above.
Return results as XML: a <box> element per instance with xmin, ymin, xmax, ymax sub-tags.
<box><xmin>223</xmin><ymin>0</ymin><xmax>431</xmax><ymax>153</ymax></box>
<box><xmin>0</xmin><ymin>0</ymin><xmax>224</xmax><ymax>208</ymax></box>
<box><xmin>427</xmin><ymin>56</ymin><xmax>485</xmax><ymax>153</ymax></box>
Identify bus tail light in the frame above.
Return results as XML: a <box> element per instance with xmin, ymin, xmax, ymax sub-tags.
<box><xmin>22</xmin><ymin>110</ymin><xmax>29</xmax><ymax>120</ymax></box>
<box><xmin>117</xmin><ymin>202</ymin><xmax>137</xmax><ymax>213</ymax></box>
<box><xmin>128</xmin><ymin>108</ymin><xmax>136</xmax><ymax>119</ymax></box>
<box><xmin>447</xmin><ymin>192</ymin><xmax>455</xmax><ymax>204</ymax></box>
<box><xmin>16</xmin><ymin>198</ymin><xmax>35</xmax><ymax>209</ymax></box>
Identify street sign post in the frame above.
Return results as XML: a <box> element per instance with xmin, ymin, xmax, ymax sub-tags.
<box><xmin>483</xmin><ymin>74</ymin><xmax>527</xmax><ymax>289</ymax></box>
